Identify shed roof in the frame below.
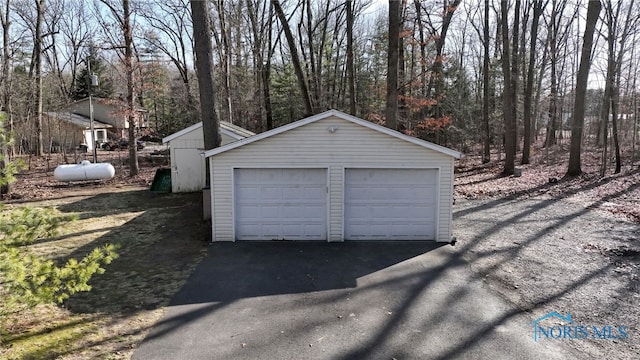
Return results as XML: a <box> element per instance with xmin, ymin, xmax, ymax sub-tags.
<box><xmin>203</xmin><ymin>109</ymin><xmax>463</xmax><ymax>159</ymax></box>
<box><xmin>162</xmin><ymin>121</ymin><xmax>255</xmax><ymax>144</ymax></box>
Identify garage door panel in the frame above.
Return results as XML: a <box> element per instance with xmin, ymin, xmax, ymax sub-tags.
<box><xmin>261</xmin><ymin>206</ymin><xmax>281</xmax><ymax>218</ymax></box>
<box><xmin>237</xmin><ymin>187</ymin><xmax>258</xmax><ymax>201</ymax></box>
<box><xmin>236</xmin><ymin>206</ymin><xmax>260</xmax><ymax>219</ymax></box>
<box><xmin>235</xmin><ymin>169</ymin><xmax>327</xmax><ymax>241</ymax></box>
<box><xmin>262</xmin><ymin>224</ymin><xmax>281</xmax><ymax>238</ymax></box>
<box><xmin>305</xmin><ymin>205</ymin><xmax>326</xmax><ymax>218</ymax></box>
<box><xmin>345</xmin><ymin>169</ymin><xmax>437</xmax><ymax>240</ymax></box>
<box><xmin>305</xmin><ymin>186</ymin><xmax>326</xmax><ymax>198</ymax></box>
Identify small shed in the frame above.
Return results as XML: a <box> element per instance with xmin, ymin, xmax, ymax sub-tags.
<box><xmin>203</xmin><ymin>110</ymin><xmax>462</xmax><ymax>243</ymax></box>
<box><xmin>162</xmin><ymin>122</ymin><xmax>254</xmax><ymax>193</ymax></box>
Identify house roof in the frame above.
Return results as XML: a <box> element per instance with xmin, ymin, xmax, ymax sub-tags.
<box><xmin>162</xmin><ymin>121</ymin><xmax>255</xmax><ymax>144</ymax></box>
<box><xmin>71</xmin><ymin>97</ymin><xmax>147</xmax><ymax>113</ymax></box>
<box><xmin>203</xmin><ymin>109</ymin><xmax>463</xmax><ymax>159</ymax></box>
<box><xmin>45</xmin><ymin>112</ymin><xmax>113</xmax><ymax>129</ymax></box>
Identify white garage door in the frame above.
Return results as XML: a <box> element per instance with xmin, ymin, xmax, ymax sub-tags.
<box><xmin>234</xmin><ymin>168</ymin><xmax>327</xmax><ymax>240</ymax></box>
<box><xmin>345</xmin><ymin>168</ymin><xmax>437</xmax><ymax>240</ymax></box>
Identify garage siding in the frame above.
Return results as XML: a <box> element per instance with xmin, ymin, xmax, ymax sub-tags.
<box><xmin>209</xmin><ymin>115</ymin><xmax>455</xmax><ymax>242</ymax></box>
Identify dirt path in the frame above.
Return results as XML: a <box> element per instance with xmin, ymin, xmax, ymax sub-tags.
<box><xmin>453</xmin><ymin>197</ymin><xmax>639</xmax><ymax>358</ymax></box>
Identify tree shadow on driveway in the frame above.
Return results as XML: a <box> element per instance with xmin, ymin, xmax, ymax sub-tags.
<box><xmin>169</xmin><ymin>241</ymin><xmax>447</xmax><ymax>305</ymax></box>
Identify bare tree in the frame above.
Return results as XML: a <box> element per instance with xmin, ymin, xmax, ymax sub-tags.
<box><xmin>500</xmin><ymin>0</ymin><xmax>515</xmax><ymax>175</ymax></box>
<box><xmin>346</xmin><ymin>0</ymin><xmax>356</xmax><ymax>115</ymax></box>
<box><xmin>56</xmin><ymin>1</ymin><xmax>95</xmax><ymax>101</ymax></box>
<box><xmin>0</xmin><ymin>0</ymin><xmax>9</xmax><ymax>194</ymax></box>
<box><xmin>510</xmin><ymin>0</ymin><xmax>520</xmax><ymax>153</ymax></box>
<box><xmin>212</xmin><ymin>0</ymin><xmax>233</xmax><ymax>123</ymax></box>
<box><xmin>138</xmin><ymin>0</ymin><xmax>195</xmax><ymax>107</ymax></box>
<box><xmin>385</xmin><ymin>0</ymin><xmax>400</xmax><ymax>130</ymax></box>
<box><xmin>34</xmin><ymin>0</ymin><xmax>44</xmax><ymax>156</ymax></box>
<box><xmin>567</xmin><ymin>0</ymin><xmax>601</xmax><ymax>176</ymax></box>
<box><xmin>97</xmin><ymin>0</ymin><xmax>139</xmax><ymax>175</ymax></box>
<box><xmin>271</xmin><ymin>0</ymin><xmax>313</xmax><ymax>116</ymax></box>
<box><xmin>246</xmin><ymin>0</ymin><xmax>277</xmax><ymax>130</ymax></box>
<box><xmin>522</xmin><ymin>0</ymin><xmax>545</xmax><ymax>164</ymax></box>
<box><xmin>599</xmin><ymin>0</ymin><xmax>639</xmax><ymax>175</ymax></box>
<box><xmin>482</xmin><ymin>0</ymin><xmax>491</xmax><ymax>163</ymax></box>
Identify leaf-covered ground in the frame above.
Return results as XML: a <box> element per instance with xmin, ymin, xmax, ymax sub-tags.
<box><xmin>455</xmin><ymin>146</ymin><xmax>640</xmax><ymax>222</ymax></box>
<box><xmin>1</xmin><ymin>148</ymin><xmax>166</xmax><ymax>202</ymax></box>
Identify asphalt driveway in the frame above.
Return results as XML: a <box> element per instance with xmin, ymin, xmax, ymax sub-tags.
<box><xmin>132</xmin><ymin>241</ymin><xmax>577</xmax><ymax>359</ymax></box>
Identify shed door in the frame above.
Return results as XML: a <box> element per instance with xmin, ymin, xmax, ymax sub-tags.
<box><xmin>173</xmin><ymin>148</ymin><xmax>205</xmax><ymax>192</ymax></box>
<box><xmin>345</xmin><ymin>169</ymin><xmax>437</xmax><ymax>240</ymax></box>
<box><xmin>234</xmin><ymin>168</ymin><xmax>327</xmax><ymax>240</ymax></box>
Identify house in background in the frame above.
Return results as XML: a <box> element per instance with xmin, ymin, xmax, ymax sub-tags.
<box><xmin>203</xmin><ymin>110</ymin><xmax>463</xmax><ymax>243</ymax></box>
<box><xmin>45</xmin><ymin>97</ymin><xmax>148</xmax><ymax>152</ymax></box>
<box><xmin>162</xmin><ymin>121</ymin><xmax>255</xmax><ymax>193</ymax></box>
<box><xmin>43</xmin><ymin>112</ymin><xmax>113</xmax><ymax>152</ymax></box>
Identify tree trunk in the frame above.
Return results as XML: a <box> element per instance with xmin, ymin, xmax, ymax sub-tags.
<box><xmin>600</xmin><ymin>53</ymin><xmax>614</xmax><ymax>175</ymax></box>
<box><xmin>191</xmin><ymin>0</ymin><xmax>221</xmax><ymax>162</ymax></box>
<box><xmin>34</xmin><ymin>0</ymin><xmax>44</xmax><ymax>156</ymax></box>
<box><xmin>263</xmin><ymin>3</ymin><xmax>274</xmax><ymax>130</ymax></box>
<box><xmin>501</xmin><ymin>0</ymin><xmax>515</xmax><ymax>175</ymax></box>
<box><xmin>510</xmin><ymin>0</ymin><xmax>520</xmax><ymax>155</ymax></box>
<box><xmin>271</xmin><ymin>0</ymin><xmax>313</xmax><ymax>117</ymax></box>
<box><xmin>414</xmin><ymin>0</ymin><xmax>427</xmax><ymax>97</ymax></box>
<box><xmin>246</xmin><ymin>0</ymin><xmax>263</xmax><ymax>130</ymax></box>
<box><xmin>215</xmin><ymin>0</ymin><xmax>233</xmax><ymax>124</ymax></box>
<box><xmin>611</xmin><ymin>84</ymin><xmax>621</xmax><ymax>174</ymax></box>
<box><xmin>567</xmin><ymin>0</ymin><xmax>601</xmax><ymax>176</ymax></box>
<box><xmin>522</xmin><ymin>0</ymin><xmax>543</xmax><ymax>165</ymax></box>
<box><xmin>545</xmin><ymin>49</ymin><xmax>558</xmax><ymax>146</ymax></box>
<box><xmin>346</xmin><ymin>0</ymin><xmax>356</xmax><ymax>116</ymax></box>
<box><xmin>385</xmin><ymin>0</ymin><xmax>400</xmax><ymax>130</ymax></box>
<box><xmin>1</xmin><ymin>0</ymin><xmax>10</xmax><ymax>195</ymax></box>
<box><xmin>122</xmin><ymin>0</ymin><xmax>138</xmax><ymax>176</ymax></box>
<box><xmin>482</xmin><ymin>0</ymin><xmax>491</xmax><ymax>163</ymax></box>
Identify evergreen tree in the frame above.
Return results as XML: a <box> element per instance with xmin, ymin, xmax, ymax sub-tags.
<box><xmin>71</xmin><ymin>49</ymin><xmax>115</xmax><ymax>100</ymax></box>
<box><xmin>0</xmin><ymin>117</ymin><xmax>118</xmax><ymax>313</ymax></box>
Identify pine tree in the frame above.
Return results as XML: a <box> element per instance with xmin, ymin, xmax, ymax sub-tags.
<box><xmin>71</xmin><ymin>50</ymin><xmax>115</xmax><ymax>100</ymax></box>
<box><xmin>0</xmin><ymin>119</ymin><xmax>118</xmax><ymax>313</ymax></box>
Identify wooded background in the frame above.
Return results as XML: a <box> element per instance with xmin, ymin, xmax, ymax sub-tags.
<box><xmin>0</xmin><ymin>0</ymin><xmax>638</xmax><ymax>178</ymax></box>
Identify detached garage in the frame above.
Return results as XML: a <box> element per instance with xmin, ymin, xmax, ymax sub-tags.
<box><xmin>203</xmin><ymin>110</ymin><xmax>462</xmax><ymax>242</ymax></box>
<box><xmin>162</xmin><ymin>122</ymin><xmax>254</xmax><ymax>193</ymax></box>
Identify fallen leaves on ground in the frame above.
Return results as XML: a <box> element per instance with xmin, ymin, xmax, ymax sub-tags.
<box><xmin>455</xmin><ymin>147</ymin><xmax>640</xmax><ymax>222</ymax></box>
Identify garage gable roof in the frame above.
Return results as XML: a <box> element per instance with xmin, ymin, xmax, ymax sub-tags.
<box><xmin>162</xmin><ymin>121</ymin><xmax>255</xmax><ymax>144</ymax></box>
<box><xmin>204</xmin><ymin>109</ymin><xmax>463</xmax><ymax>159</ymax></box>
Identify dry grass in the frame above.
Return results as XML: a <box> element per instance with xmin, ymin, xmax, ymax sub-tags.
<box><xmin>1</xmin><ymin>155</ymin><xmax>208</xmax><ymax>360</ymax></box>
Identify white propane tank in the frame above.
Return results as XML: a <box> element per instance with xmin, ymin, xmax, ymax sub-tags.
<box><xmin>54</xmin><ymin>160</ymin><xmax>116</xmax><ymax>181</ymax></box>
